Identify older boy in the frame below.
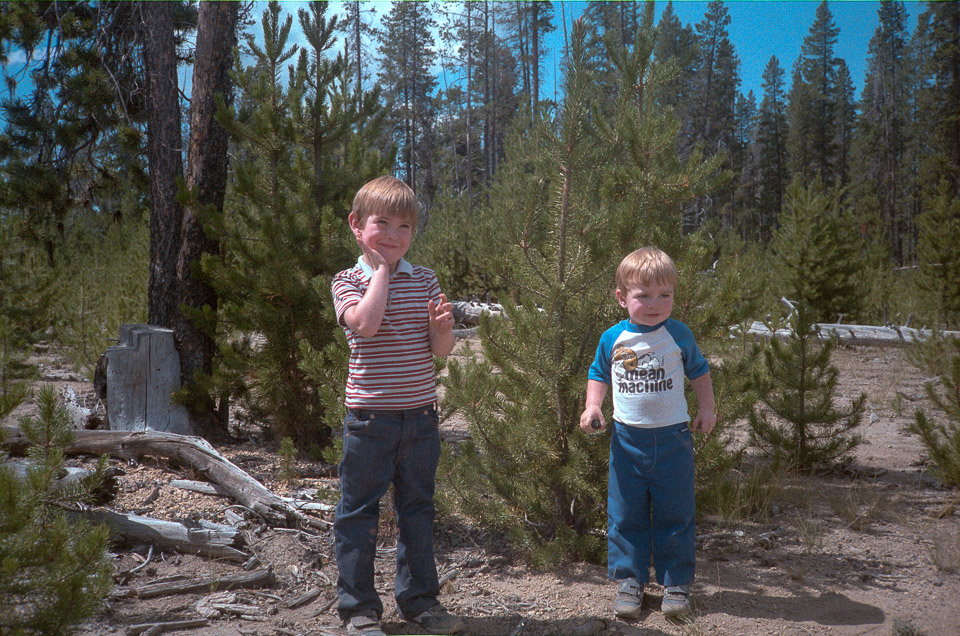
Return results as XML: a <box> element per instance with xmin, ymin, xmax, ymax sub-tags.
<box><xmin>580</xmin><ymin>246</ymin><xmax>716</xmax><ymax>621</ymax></box>
<box><xmin>330</xmin><ymin>175</ymin><xmax>464</xmax><ymax>636</ymax></box>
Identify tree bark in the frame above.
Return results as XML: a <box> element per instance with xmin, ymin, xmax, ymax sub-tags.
<box><xmin>142</xmin><ymin>1</ymin><xmax>184</xmax><ymax>328</ymax></box>
<box><xmin>177</xmin><ymin>1</ymin><xmax>239</xmax><ymax>436</ymax></box>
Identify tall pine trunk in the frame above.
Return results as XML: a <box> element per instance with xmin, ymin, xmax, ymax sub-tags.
<box><xmin>142</xmin><ymin>1</ymin><xmax>184</xmax><ymax>329</ymax></box>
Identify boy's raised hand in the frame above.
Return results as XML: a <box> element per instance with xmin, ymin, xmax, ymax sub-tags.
<box><xmin>358</xmin><ymin>240</ymin><xmax>388</xmax><ymax>272</ymax></box>
<box><xmin>428</xmin><ymin>293</ymin><xmax>455</xmax><ymax>333</ymax></box>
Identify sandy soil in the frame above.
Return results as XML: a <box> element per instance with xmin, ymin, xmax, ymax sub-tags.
<box><xmin>7</xmin><ymin>339</ymin><xmax>960</xmax><ymax>636</ymax></box>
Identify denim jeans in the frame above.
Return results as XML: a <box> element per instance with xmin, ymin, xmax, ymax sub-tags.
<box><xmin>608</xmin><ymin>422</ymin><xmax>695</xmax><ymax>586</ymax></box>
<box><xmin>334</xmin><ymin>404</ymin><xmax>441</xmax><ymax>621</ymax></box>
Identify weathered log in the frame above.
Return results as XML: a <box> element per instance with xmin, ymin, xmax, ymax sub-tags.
<box><xmin>66</xmin><ymin>508</ymin><xmax>247</xmax><ymax>561</ymax></box>
<box><xmin>451</xmin><ymin>300</ymin><xmax>504</xmax><ymax>327</ymax></box>
<box><xmin>0</xmin><ymin>427</ymin><xmax>324</xmax><ymax>529</ymax></box>
<box><xmin>3</xmin><ymin>460</ymin><xmax>122</xmax><ymax>503</ymax></box>
<box><xmin>126</xmin><ymin>619</ymin><xmax>209</xmax><ymax>636</ymax></box>
<box><xmin>743</xmin><ymin>321</ymin><xmax>960</xmax><ymax>346</ymax></box>
<box><xmin>126</xmin><ymin>568</ymin><xmax>274</xmax><ymax>599</ymax></box>
<box><xmin>171</xmin><ymin>478</ymin><xmax>334</xmax><ymax>514</ymax></box>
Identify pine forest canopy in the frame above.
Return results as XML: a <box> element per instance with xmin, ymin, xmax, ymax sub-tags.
<box><xmin>0</xmin><ymin>0</ymin><xmax>959</xmax><ymax>441</ymax></box>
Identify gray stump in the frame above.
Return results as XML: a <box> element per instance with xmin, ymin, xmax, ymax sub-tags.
<box><xmin>102</xmin><ymin>324</ymin><xmax>192</xmax><ymax>435</ymax></box>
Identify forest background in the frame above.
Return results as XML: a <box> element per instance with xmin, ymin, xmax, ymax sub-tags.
<box><xmin>1</xmin><ymin>0</ymin><xmax>960</xmax><ymax>613</ymax></box>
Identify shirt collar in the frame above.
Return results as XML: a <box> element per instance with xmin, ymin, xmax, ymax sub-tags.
<box><xmin>356</xmin><ymin>255</ymin><xmax>413</xmax><ymax>278</ymax></box>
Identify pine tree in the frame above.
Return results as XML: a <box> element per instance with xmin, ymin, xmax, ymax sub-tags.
<box><xmin>771</xmin><ymin>177</ymin><xmax>867</xmax><ymax>322</ymax></box>
<box><xmin>748</xmin><ymin>302</ymin><xmax>865</xmax><ymax>471</ymax></box>
<box><xmin>440</xmin><ymin>7</ymin><xmax>733</xmax><ymax>562</ymax></box>
<box><xmin>0</xmin><ymin>219</ymin><xmax>54</xmax><ymax>392</ymax></box>
<box><xmin>851</xmin><ymin>1</ymin><xmax>911</xmax><ymax>264</ymax></box>
<box><xmin>755</xmin><ymin>56</ymin><xmax>789</xmax><ymax>242</ymax></box>
<box><xmin>916</xmin><ymin>181</ymin><xmax>960</xmax><ymax>329</ymax></box>
<box><xmin>0</xmin><ymin>386</ymin><xmax>114</xmax><ymax>634</ymax></box>
<box><xmin>339</xmin><ymin>0</ymin><xmax>379</xmax><ymax>94</ymax></box>
<box><xmin>0</xmin><ymin>2</ymin><xmax>153</xmax><ymax>263</ymax></box>
<box><xmin>200</xmin><ymin>2</ymin><xmax>389</xmax><ymax>449</ymax></box>
<box><xmin>787</xmin><ymin>1</ymin><xmax>842</xmax><ymax>188</ymax></box>
<box><xmin>653</xmin><ymin>1</ymin><xmax>698</xmax><ymax>152</ymax></box>
<box><xmin>376</xmin><ymin>1</ymin><xmax>438</xmax><ymax>198</ymax></box>
<box><xmin>688</xmin><ymin>1</ymin><xmax>740</xmax><ymax>229</ymax></box>
<box><xmin>908</xmin><ymin>350</ymin><xmax>960</xmax><ymax>489</ymax></box>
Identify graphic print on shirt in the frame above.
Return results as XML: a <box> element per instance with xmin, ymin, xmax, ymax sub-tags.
<box><xmin>613</xmin><ymin>345</ymin><xmax>672</xmax><ymax>394</ymax></box>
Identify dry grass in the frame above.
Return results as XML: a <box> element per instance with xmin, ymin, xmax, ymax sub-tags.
<box><xmin>824</xmin><ymin>482</ymin><xmax>899</xmax><ymax>531</ymax></box>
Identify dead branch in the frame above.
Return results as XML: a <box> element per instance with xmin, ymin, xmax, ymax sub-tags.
<box><xmin>119</xmin><ymin>568</ymin><xmax>275</xmax><ymax>600</ymax></box>
<box><xmin>66</xmin><ymin>508</ymin><xmax>248</xmax><ymax>561</ymax></box>
<box><xmin>0</xmin><ymin>427</ymin><xmax>326</xmax><ymax>529</ymax></box>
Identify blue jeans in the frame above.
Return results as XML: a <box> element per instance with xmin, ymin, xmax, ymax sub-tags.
<box><xmin>335</xmin><ymin>405</ymin><xmax>441</xmax><ymax>621</ymax></box>
<box><xmin>608</xmin><ymin>422</ymin><xmax>695</xmax><ymax>586</ymax></box>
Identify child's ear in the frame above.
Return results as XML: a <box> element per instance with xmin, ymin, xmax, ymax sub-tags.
<box><xmin>615</xmin><ymin>288</ymin><xmax>627</xmax><ymax>308</ymax></box>
<box><xmin>348</xmin><ymin>211</ymin><xmax>363</xmax><ymax>237</ymax></box>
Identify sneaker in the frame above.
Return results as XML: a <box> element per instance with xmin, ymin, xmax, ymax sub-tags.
<box><xmin>661</xmin><ymin>584</ymin><xmax>693</xmax><ymax>619</ymax></box>
<box><xmin>344</xmin><ymin>612</ymin><xmax>386</xmax><ymax>636</ymax></box>
<box><xmin>408</xmin><ymin>603</ymin><xmax>465</xmax><ymax>635</ymax></box>
<box><xmin>613</xmin><ymin>577</ymin><xmax>644</xmax><ymax>619</ymax></box>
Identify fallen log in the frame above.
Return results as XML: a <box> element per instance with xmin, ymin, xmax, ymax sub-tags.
<box><xmin>126</xmin><ymin>568</ymin><xmax>275</xmax><ymax>599</ymax></box>
<box><xmin>66</xmin><ymin>508</ymin><xmax>248</xmax><ymax>561</ymax></box>
<box><xmin>126</xmin><ymin>619</ymin><xmax>209</xmax><ymax>636</ymax></box>
<box><xmin>743</xmin><ymin>321</ymin><xmax>960</xmax><ymax>346</ymax></box>
<box><xmin>3</xmin><ymin>460</ymin><xmax>122</xmax><ymax>504</ymax></box>
<box><xmin>0</xmin><ymin>427</ymin><xmax>325</xmax><ymax>529</ymax></box>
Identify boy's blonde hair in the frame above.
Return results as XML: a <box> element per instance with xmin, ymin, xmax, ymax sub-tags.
<box><xmin>351</xmin><ymin>175</ymin><xmax>418</xmax><ymax>225</ymax></box>
<box><xmin>615</xmin><ymin>246</ymin><xmax>678</xmax><ymax>292</ymax></box>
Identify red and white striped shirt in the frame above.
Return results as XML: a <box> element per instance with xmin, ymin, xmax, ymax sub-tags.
<box><xmin>331</xmin><ymin>257</ymin><xmax>443</xmax><ymax>409</ymax></box>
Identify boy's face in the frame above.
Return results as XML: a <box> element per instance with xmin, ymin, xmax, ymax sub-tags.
<box><xmin>616</xmin><ymin>280</ymin><xmax>674</xmax><ymax>327</ymax></box>
<box><xmin>349</xmin><ymin>211</ymin><xmax>414</xmax><ymax>268</ymax></box>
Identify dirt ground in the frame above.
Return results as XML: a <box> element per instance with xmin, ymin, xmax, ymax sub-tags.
<box><xmin>7</xmin><ymin>338</ymin><xmax>960</xmax><ymax>636</ymax></box>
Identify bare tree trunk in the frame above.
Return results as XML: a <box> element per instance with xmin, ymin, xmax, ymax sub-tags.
<box><xmin>531</xmin><ymin>2</ymin><xmax>539</xmax><ymax>114</ymax></box>
<box><xmin>177</xmin><ymin>1</ymin><xmax>239</xmax><ymax>437</ymax></box>
<box><xmin>142</xmin><ymin>1</ymin><xmax>184</xmax><ymax>328</ymax></box>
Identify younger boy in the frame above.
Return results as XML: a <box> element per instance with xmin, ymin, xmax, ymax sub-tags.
<box><xmin>579</xmin><ymin>246</ymin><xmax>716</xmax><ymax>621</ymax></box>
<box><xmin>330</xmin><ymin>175</ymin><xmax>464</xmax><ymax>636</ymax></box>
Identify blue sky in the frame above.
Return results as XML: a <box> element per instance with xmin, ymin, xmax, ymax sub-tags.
<box><xmin>542</xmin><ymin>1</ymin><xmax>923</xmax><ymax>101</ymax></box>
<box><xmin>0</xmin><ymin>2</ymin><xmax>926</xmax><ymax>112</ymax></box>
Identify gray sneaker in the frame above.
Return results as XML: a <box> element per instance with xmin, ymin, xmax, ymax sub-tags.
<box><xmin>613</xmin><ymin>577</ymin><xmax>644</xmax><ymax>619</ymax></box>
<box><xmin>344</xmin><ymin>612</ymin><xmax>386</xmax><ymax>636</ymax></box>
<box><xmin>661</xmin><ymin>584</ymin><xmax>693</xmax><ymax>619</ymax></box>
<box><xmin>408</xmin><ymin>603</ymin><xmax>465</xmax><ymax>635</ymax></box>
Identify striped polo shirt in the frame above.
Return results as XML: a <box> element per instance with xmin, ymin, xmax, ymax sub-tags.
<box><xmin>331</xmin><ymin>256</ymin><xmax>442</xmax><ymax>410</ymax></box>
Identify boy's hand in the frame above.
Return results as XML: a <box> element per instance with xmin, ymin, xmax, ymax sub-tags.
<box><xmin>579</xmin><ymin>407</ymin><xmax>605</xmax><ymax>433</ymax></box>
<box><xmin>358</xmin><ymin>239</ymin><xmax>388</xmax><ymax>272</ymax></box>
<box><xmin>691</xmin><ymin>409</ymin><xmax>716</xmax><ymax>434</ymax></box>
<box><xmin>428</xmin><ymin>293</ymin><xmax>454</xmax><ymax>334</ymax></box>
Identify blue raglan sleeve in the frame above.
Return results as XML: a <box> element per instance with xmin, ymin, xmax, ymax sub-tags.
<box><xmin>588</xmin><ymin>326</ymin><xmax>618</xmax><ymax>385</ymax></box>
<box><xmin>666</xmin><ymin>319</ymin><xmax>709</xmax><ymax>380</ymax></box>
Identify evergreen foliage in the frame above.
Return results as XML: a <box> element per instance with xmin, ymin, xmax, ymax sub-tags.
<box><xmin>770</xmin><ymin>177</ymin><xmax>866</xmax><ymax>323</ymax></box>
<box><xmin>753</xmin><ymin>55</ymin><xmax>789</xmax><ymax>242</ymax></box>
<box><xmin>908</xmin><ymin>347</ymin><xmax>960</xmax><ymax>489</ymax></box>
<box><xmin>201</xmin><ymin>2</ymin><xmax>390</xmax><ymax>450</ymax></box>
<box><xmin>0</xmin><ymin>218</ymin><xmax>54</xmax><ymax>391</ymax></box>
<box><xmin>0</xmin><ymin>386</ymin><xmax>114</xmax><ymax>634</ymax></box>
<box><xmin>916</xmin><ymin>181</ymin><xmax>960</xmax><ymax>330</ymax></box>
<box><xmin>748</xmin><ymin>302</ymin><xmax>865</xmax><ymax>471</ymax></box>
<box><xmin>50</xmin><ymin>218</ymin><xmax>149</xmax><ymax>377</ymax></box>
<box><xmin>439</xmin><ymin>9</ymin><xmax>740</xmax><ymax>563</ymax></box>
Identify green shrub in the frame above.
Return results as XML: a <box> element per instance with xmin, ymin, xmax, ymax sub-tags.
<box><xmin>908</xmin><ymin>352</ymin><xmax>960</xmax><ymax>489</ymax></box>
<box><xmin>0</xmin><ymin>386</ymin><xmax>114</xmax><ymax>634</ymax></box>
<box><xmin>748</xmin><ymin>302</ymin><xmax>866</xmax><ymax>471</ymax></box>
